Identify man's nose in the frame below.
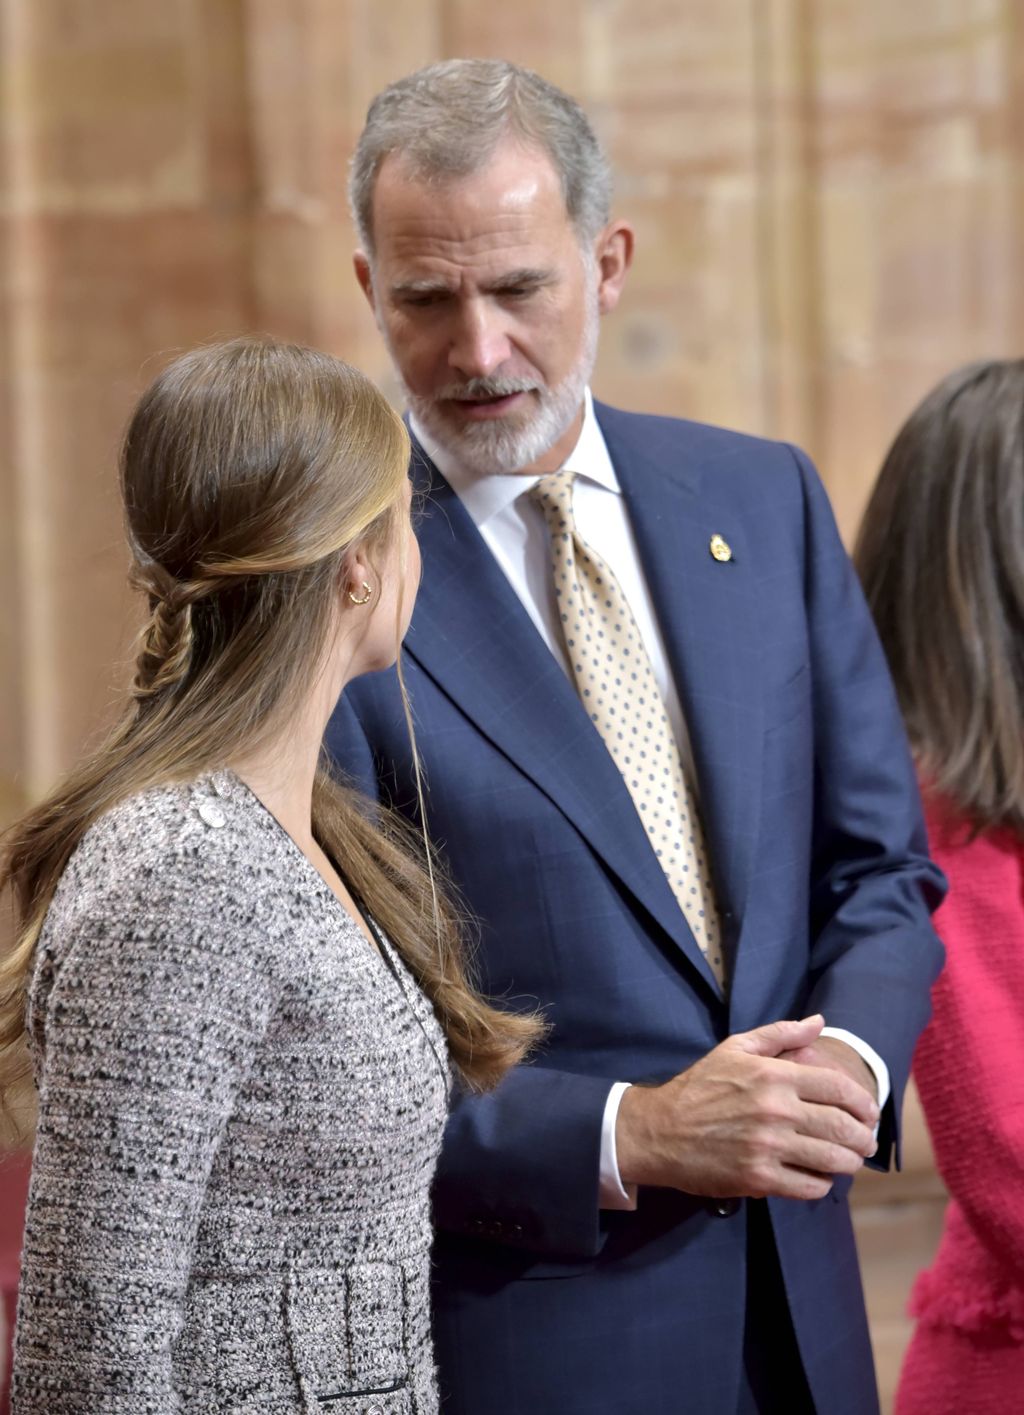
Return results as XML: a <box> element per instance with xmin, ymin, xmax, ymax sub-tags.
<box><xmin>448</xmin><ymin>302</ymin><xmax>511</xmax><ymax>379</ymax></box>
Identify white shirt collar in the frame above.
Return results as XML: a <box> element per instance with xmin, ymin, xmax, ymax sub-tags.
<box><xmin>409</xmin><ymin>388</ymin><xmax>621</xmax><ymax>530</ymax></box>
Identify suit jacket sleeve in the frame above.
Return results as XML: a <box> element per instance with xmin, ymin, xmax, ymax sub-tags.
<box><xmin>790</xmin><ymin>445</ymin><xmax>946</xmax><ymax>1168</ymax></box>
<box><xmin>431</xmin><ymin>1069</ymin><xmax>617</xmax><ymax>1259</ymax></box>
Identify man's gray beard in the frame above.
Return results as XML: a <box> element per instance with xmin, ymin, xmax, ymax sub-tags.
<box><xmin>390</xmin><ymin>293</ymin><xmax>600</xmax><ymax>475</ymax></box>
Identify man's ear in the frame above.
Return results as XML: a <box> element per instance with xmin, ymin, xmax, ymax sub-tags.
<box><xmin>354</xmin><ymin>251</ymin><xmax>376</xmax><ymax>315</ymax></box>
<box><xmin>594</xmin><ymin>221</ymin><xmax>635</xmax><ymax>316</ymax></box>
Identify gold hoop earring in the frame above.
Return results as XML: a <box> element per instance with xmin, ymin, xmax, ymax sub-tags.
<box><xmin>347</xmin><ymin>581</ymin><xmax>373</xmax><ymax>606</ymax></box>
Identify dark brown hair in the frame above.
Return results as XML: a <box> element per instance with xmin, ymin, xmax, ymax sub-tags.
<box><xmin>854</xmin><ymin>359</ymin><xmax>1024</xmax><ymax>835</ymax></box>
<box><xmin>1</xmin><ymin>337</ymin><xmax>542</xmax><ymax>1127</ymax></box>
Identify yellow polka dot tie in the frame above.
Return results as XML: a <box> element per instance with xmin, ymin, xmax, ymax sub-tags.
<box><xmin>530</xmin><ymin>471</ymin><xmax>726</xmax><ymax>987</ymax></box>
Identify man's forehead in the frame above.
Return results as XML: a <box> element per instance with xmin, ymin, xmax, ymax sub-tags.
<box><xmin>369</xmin><ymin>141</ymin><xmax>573</xmax><ymax>252</ymax></box>
<box><xmin>381</xmin><ymin>220</ymin><xmax>559</xmax><ymax>275</ymax></box>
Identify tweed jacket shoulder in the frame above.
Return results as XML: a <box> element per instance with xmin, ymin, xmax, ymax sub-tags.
<box><xmin>13</xmin><ymin>771</ymin><xmax>450</xmax><ymax>1415</ymax></box>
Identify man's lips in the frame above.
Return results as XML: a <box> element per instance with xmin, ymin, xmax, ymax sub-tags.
<box><xmin>446</xmin><ymin>390</ymin><xmax>530</xmax><ymax>420</ymax></box>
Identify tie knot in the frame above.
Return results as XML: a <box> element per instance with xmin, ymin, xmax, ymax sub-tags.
<box><xmin>529</xmin><ymin>470</ymin><xmax>576</xmax><ymax>521</ymax></box>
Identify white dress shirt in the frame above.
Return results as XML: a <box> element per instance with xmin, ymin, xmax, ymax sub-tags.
<box><xmin>411</xmin><ymin>391</ymin><xmax>890</xmax><ymax>1210</ymax></box>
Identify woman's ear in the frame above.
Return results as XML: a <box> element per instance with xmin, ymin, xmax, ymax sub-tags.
<box><xmin>339</xmin><ymin>545</ymin><xmax>376</xmax><ymax>608</ymax></box>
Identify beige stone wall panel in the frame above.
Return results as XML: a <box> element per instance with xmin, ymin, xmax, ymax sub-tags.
<box><xmin>0</xmin><ymin>1</ymin><xmax>265</xmax><ymax>804</ymax></box>
<box><xmin>444</xmin><ymin>0</ymin><xmax>589</xmax><ymax>92</ymax></box>
<box><xmin>806</xmin><ymin>0</ymin><xmax>1023</xmax><ymax>531</ymax></box>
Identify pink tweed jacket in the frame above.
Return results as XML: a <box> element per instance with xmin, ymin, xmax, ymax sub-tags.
<box><xmin>897</xmin><ymin>789</ymin><xmax>1024</xmax><ymax>1415</ymax></box>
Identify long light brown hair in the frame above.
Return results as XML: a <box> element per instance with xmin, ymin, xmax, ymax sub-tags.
<box><xmin>855</xmin><ymin>359</ymin><xmax>1024</xmax><ymax>836</ymax></box>
<box><xmin>0</xmin><ymin>337</ymin><xmax>541</xmax><ymax>1125</ymax></box>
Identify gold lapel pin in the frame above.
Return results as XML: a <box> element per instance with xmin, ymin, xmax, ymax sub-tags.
<box><xmin>709</xmin><ymin>533</ymin><xmax>733</xmax><ymax>563</ymax></box>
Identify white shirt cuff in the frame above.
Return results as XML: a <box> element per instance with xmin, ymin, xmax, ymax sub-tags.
<box><xmin>819</xmin><ymin>1026</ymin><xmax>891</xmax><ymax>1111</ymax></box>
<box><xmin>599</xmin><ymin>1081</ymin><xmax>638</xmax><ymax>1210</ymax></box>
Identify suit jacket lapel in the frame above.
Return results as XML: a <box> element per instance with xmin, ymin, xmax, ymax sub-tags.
<box><xmin>405</xmin><ymin>441</ymin><xmax>723</xmax><ymax>997</ymax></box>
<box><xmin>597</xmin><ymin>404</ymin><xmax>764</xmax><ymax>952</ymax></box>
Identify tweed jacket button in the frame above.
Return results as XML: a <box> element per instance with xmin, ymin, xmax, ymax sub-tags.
<box><xmin>210</xmin><ymin>771</ymin><xmax>231</xmax><ymax>798</ymax></box>
<box><xmin>198</xmin><ymin>801</ymin><xmax>226</xmax><ymax>829</ymax></box>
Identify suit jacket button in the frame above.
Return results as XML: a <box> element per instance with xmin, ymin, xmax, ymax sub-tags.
<box><xmin>711</xmin><ymin>1198</ymin><xmax>740</xmax><ymax>1217</ymax></box>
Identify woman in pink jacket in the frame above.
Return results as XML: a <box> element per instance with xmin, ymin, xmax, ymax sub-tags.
<box><xmin>856</xmin><ymin>359</ymin><xmax>1024</xmax><ymax>1415</ymax></box>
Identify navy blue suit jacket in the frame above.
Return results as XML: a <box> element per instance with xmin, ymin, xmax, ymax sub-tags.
<box><xmin>325</xmin><ymin>404</ymin><xmax>945</xmax><ymax>1415</ymax></box>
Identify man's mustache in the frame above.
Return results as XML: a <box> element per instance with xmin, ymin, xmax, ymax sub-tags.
<box><xmin>433</xmin><ymin>376</ymin><xmax>539</xmax><ymax>402</ymax></box>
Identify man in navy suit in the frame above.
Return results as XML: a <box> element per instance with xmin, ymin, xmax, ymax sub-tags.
<box><xmin>327</xmin><ymin>59</ymin><xmax>944</xmax><ymax>1414</ymax></box>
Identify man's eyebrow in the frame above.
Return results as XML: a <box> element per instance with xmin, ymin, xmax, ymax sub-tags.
<box><xmin>482</xmin><ymin>268</ymin><xmax>555</xmax><ymax>292</ymax></box>
<box><xmin>389</xmin><ymin>268</ymin><xmax>557</xmax><ymax>299</ymax></box>
<box><xmin>390</xmin><ymin>277</ymin><xmax>455</xmax><ymax>298</ymax></box>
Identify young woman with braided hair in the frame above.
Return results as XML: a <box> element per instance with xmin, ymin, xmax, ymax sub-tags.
<box><xmin>1</xmin><ymin>336</ymin><xmax>541</xmax><ymax>1414</ymax></box>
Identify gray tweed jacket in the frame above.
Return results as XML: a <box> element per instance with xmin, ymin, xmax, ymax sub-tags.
<box><xmin>13</xmin><ymin>771</ymin><xmax>450</xmax><ymax>1414</ymax></box>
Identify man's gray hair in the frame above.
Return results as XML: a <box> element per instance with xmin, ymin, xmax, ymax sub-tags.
<box><xmin>350</xmin><ymin>59</ymin><xmax>612</xmax><ymax>254</ymax></box>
